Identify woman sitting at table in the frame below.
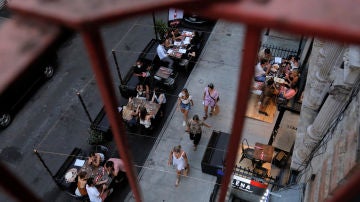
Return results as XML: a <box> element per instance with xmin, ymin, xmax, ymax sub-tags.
<box><xmin>86</xmin><ymin>177</ymin><xmax>112</xmax><ymax>202</ymax></box>
<box><xmin>170</xmin><ymin>28</ymin><xmax>183</xmax><ymax>41</ymax></box>
<box><xmin>88</xmin><ymin>152</ymin><xmax>105</xmax><ymax>168</ymax></box>
<box><xmin>164</xmin><ymin>34</ymin><xmax>173</xmax><ymax>49</ymax></box>
<box><xmin>279</xmin><ymin>83</ymin><xmax>297</xmax><ymax>100</ymax></box>
<box><xmin>139</xmin><ymin>107</ymin><xmax>154</xmax><ymax>132</ymax></box>
<box><xmin>285</xmin><ymin>70</ymin><xmax>299</xmax><ymax>88</ymax></box>
<box><xmin>135</xmin><ymin>83</ymin><xmax>149</xmax><ymax>100</ymax></box>
<box><xmin>75</xmin><ymin>171</ymin><xmax>88</xmax><ymax>197</ymax></box>
<box><xmin>126</xmin><ymin>104</ymin><xmax>140</xmax><ymax>129</ymax></box>
<box><xmin>151</xmin><ymin>87</ymin><xmax>166</xmax><ymax>117</ymax></box>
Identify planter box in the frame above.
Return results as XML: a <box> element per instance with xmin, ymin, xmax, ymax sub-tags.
<box><xmin>201</xmin><ymin>130</ymin><xmax>230</xmax><ymax>176</ymax></box>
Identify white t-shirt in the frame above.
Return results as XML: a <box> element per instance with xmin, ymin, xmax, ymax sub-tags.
<box><xmin>86</xmin><ymin>185</ymin><xmax>102</xmax><ymax>202</ymax></box>
<box><xmin>178</xmin><ymin>92</ymin><xmax>192</xmax><ymax>104</ymax></box>
<box><xmin>254</xmin><ymin>62</ymin><xmax>266</xmax><ymax>77</ymax></box>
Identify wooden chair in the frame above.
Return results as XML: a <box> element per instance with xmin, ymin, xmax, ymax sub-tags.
<box><xmin>239</xmin><ymin>138</ymin><xmax>256</xmax><ymax>167</ymax></box>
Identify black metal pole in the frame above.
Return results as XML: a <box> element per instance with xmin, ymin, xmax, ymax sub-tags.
<box><xmin>268</xmin><ymin>105</ymin><xmax>285</xmax><ymax>145</ymax></box>
<box><xmin>152</xmin><ymin>12</ymin><xmax>158</xmax><ymax>41</ymax></box>
<box><xmin>297</xmin><ymin>36</ymin><xmax>304</xmax><ymax>57</ymax></box>
<box><xmin>33</xmin><ymin>149</ymin><xmax>60</xmax><ymax>188</ymax></box>
<box><xmin>112</xmin><ymin>50</ymin><xmax>124</xmax><ymax>85</ymax></box>
<box><xmin>76</xmin><ymin>92</ymin><xmax>93</xmax><ymax>123</ymax></box>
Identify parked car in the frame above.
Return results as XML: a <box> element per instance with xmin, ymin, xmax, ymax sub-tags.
<box><xmin>0</xmin><ymin>53</ymin><xmax>58</xmax><ymax>129</ymax></box>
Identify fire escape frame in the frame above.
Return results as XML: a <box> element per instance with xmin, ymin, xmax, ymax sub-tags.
<box><xmin>1</xmin><ymin>0</ymin><xmax>359</xmax><ymax>201</ymax></box>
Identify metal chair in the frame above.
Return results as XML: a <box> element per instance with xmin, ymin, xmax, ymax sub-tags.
<box><xmin>239</xmin><ymin>138</ymin><xmax>256</xmax><ymax>167</ymax></box>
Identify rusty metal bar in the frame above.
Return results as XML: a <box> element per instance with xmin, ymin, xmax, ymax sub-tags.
<box><xmin>0</xmin><ymin>162</ymin><xmax>42</xmax><ymax>201</ymax></box>
<box><xmin>80</xmin><ymin>29</ymin><xmax>142</xmax><ymax>201</ymax></box>
<box><xmin>194</xmin><ymin>0</ymin><xmax>360</xmax><ymax>45</ymax></box>
<box><xmin>326</xmin><ymin>168</ymin><xmax>360</xmax><ymax>202</ymax></box>
<box><xmin>218</xmin><ymin>25</ymin><xmax>262</xmax><ymax>202</ymax></box>
<box><xmin>9</xmin><ymin>0</ymin><xmax>360</xmax><ymax>45</ymax></box>
<box><xmin>8</xmin><ymin>0</ymin><xmax>203</xmax><ymax>30</ymax></box>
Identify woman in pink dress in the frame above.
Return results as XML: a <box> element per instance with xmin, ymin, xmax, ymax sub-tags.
<box><xmin>202</xmin><ymin>83</ymin><xmax>219</xmax><ymax>120</ymax></box>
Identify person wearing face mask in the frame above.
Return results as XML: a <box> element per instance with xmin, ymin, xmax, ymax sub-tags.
<box><xmin>133</xmin><ymin>60</ymin><xmax>151</xmax><ymax>85</ymax></box>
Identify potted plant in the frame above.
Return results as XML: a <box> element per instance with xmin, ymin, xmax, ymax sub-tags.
<box><xmin>154</xmin><ymin>19</ymin><xmax>169</xmax><ymax>41</ymax></box>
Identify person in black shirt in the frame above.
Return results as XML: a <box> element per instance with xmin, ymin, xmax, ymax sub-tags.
<box><xmin>133</xmin><ymin>60</ymin><xmax>151</xmax><ymax>85</ymax></box>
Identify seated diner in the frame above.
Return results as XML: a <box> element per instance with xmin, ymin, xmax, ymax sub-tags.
<box><xmin>135</xmin><ymin>83</ymin><xmax>150</xmax><ymax>100</ymax></box>
<box><xmin>75</xmin><ymin>171</ymin><xmax>88</xmax><ymax>197</ymax></box>
<box><xmin>139</xmin><ymin>106</ymin><xmax>155</xmax><ymax>132</ymax></box>
<box><xmin>259</xmin><ymin>78</ymin><xmax>279</xmax><ymax>116</ymax></box>
<box><xmin>254</xmin><ymin>59</ymin><xmax>271</xmax><ymax>82</ymax></box>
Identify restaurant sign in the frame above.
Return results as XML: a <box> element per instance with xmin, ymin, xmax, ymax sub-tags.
<box><xmin>232</xmin><ymin>175</ymin><xmax>268</xmax><ymax>195</ymax></box>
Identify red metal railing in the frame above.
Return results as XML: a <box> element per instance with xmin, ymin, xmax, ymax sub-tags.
<box><xmin>1</xmin><ymin>0</ymin><xmax>360</xmax><ymax>201</ymax></box>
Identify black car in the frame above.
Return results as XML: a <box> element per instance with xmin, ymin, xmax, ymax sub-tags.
<box><xmin>0</xmin><ymin>53</ymin><xmax>58</xmax><ymax>129</ymax></box>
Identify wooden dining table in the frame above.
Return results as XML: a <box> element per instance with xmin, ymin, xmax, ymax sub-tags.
<box><xmin>167</xmin><ymin>30</ymin><xmax>194</xmax><ymax>59</ymax></box>
<box><xmin>155</xmin><ymin>66</ymin><xmax>173</xmax><ymax>79</ymax></box>
<box><xmin>122</xmin><ymin>97</ymin><xmax>160</xmax><ymax>121</ymax></box>
<box><xmin>253</xmin><ymin>142</ymin><xmax>274</xmax><ymax>163</ymax></box>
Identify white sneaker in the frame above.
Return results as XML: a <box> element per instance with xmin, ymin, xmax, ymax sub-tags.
<box><xmin>182</xmin><ymin>121</ymin><xmax>186</xmax><ymax>126</ymax></box>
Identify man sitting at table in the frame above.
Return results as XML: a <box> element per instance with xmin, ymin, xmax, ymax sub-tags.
<box><xmin>133</xmin><ymin>60</ymin><xmax>151</xmax><ymax>85</ymax></box>
<box><xmin>258</xmin><ymin>48</ymin><xmax>272</xmax><ymax>62</ymax></box>
<box><xmin>254</xmin><ymin>59</ymin><xmax>271</xmax><ymax>82</ymax></box>
<box><xmin>105</xmin><ymin>158</ymin><xmax>126</xmax><ymax>184</ymax></box>
<box><xmin>259</xmin><ymin>78</ymin><xmax>279</xmax><ymax>116</ymax></box>
<box><xmin>157</xmin><ymin>39</ymin><xmax>174</xmax><ymax>69</ymax></box>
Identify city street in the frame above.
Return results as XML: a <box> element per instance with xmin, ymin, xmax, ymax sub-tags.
<box><xmin>0</xmin><ymin>11</ymin><xmax>169</xmax><ymax>201</ymax></box>
<box><xmin>0</xmin><ymin>7</ymin><xmax>216</xmax><ymax>200</ymax></box>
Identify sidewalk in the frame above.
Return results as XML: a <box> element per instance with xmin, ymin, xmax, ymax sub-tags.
<box><xmin>125</xmin><ymin>20</ymin><xmax>300</xmax><ymax>202</ymax></box>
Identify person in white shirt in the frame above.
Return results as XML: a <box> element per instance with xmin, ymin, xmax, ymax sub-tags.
<box><xmin>254</xmin><ymin>59</ymin><xmax>270</xmax><ymax>82</ymax></box>
<box><xmin>151</xmin><ymin>87</ymin><xmax>166</xmax><ymax>117</ymax></box>
<box><xmin>177</xmin><ymin>88</ymin><xmax>194</xmax><ymax>126</ymax></box>
<box><xmin>157</xmin><ymin>39</ymin><xmax>174</xmax><ymax>69</ymax></box>
<box><xmin>86</xmin><ymin>178</ymin><xmax>102</xmax><ymax>202</ymax></box>
<box><xmin>86</xmin><ymin>177</ymin><xmax>112</xmax><ymax>202</ymax></box>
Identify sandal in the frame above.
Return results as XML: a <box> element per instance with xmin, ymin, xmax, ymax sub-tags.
<box><xmin>175</xmin><ymin>178</ymin><xmax>180</xmax><ymax>187</ymax></box>
<box><xmin>203</xmin><ymin>115</ymin><xmax>208</xmax><ymax>120</ymax></box>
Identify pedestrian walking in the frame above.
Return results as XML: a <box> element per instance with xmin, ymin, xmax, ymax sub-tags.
<box><xmin>177</xmin><ymin>88</ymin><xmax>194</xmax><ymax>126</ymax></box>
<box><xmin>167</xmin><ymin>145</ymin><xmax>189</xmax><ymax>187</ymax></box>
<box><xmin>186</xmin><ymin>115</ymin><xmax>211</xmax><ymax>151</ymax></box>
<box><xmin>203</xmin><ymin>83</ymin><xmax>219</xmax><ymax>120</ymax></box>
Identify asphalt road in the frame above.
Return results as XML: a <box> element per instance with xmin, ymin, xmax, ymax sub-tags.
<box><xmin>0</xmin><ymin>6</ymin><xmax>216</xmax><ymax>200</ymax></box>
<box><xmin>0</xmin><ymin>11</ymin><xmax>169</xmax><ymax>201</ymax></box>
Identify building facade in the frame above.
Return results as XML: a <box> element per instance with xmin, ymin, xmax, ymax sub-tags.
<box><xmin>291</xmin><ymin>39</ymin><xmax>360</xmax><ymax>201</ymax></box>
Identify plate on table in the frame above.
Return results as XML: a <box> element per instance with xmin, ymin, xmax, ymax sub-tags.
<box><xmin>65</xmin><ymin>168</ymin><xmax>78</xmax><ymax>183</ymax></box>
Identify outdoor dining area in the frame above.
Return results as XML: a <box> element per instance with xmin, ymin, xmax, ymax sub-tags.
<box><xmin>37</xmin><ymin>145</ymin><xmax>127</xmax><ymax>201</ymax></box>
<box><xmin>246</xmin><ymin>48</ymin><xmax>302</xmax><ymax>124</ymax></box>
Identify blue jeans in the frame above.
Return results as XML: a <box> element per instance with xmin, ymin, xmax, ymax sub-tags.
<box><xmin>254</xmin><ymin>75</ymin><xmax>266</xmax><ymax>82</ymax></box>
